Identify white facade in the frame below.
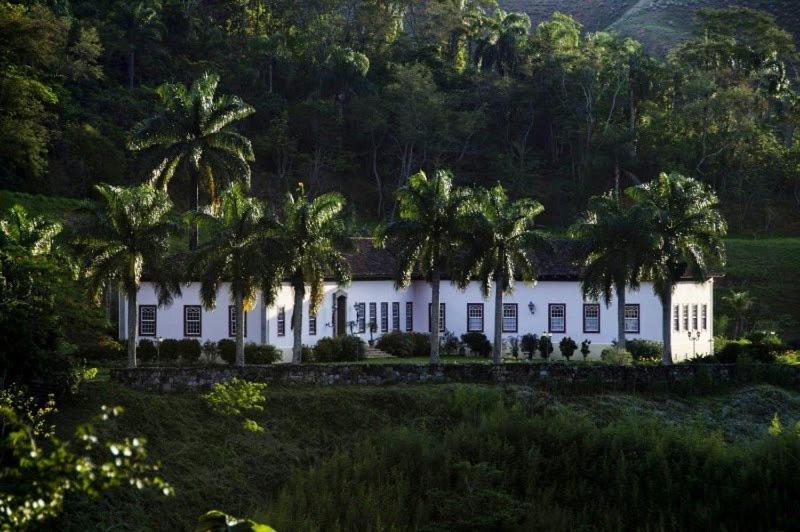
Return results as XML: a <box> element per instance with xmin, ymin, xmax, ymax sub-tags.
<box><xmin>120</xmin><ymin>278</ymin><xmax>715</xmax><ymax>362</ymax></box>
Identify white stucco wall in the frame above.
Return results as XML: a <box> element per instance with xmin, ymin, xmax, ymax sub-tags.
<box><xmin>121</xmin><ymin>278</ymin><xmax>713</xmax><ymax>362</ymax></box>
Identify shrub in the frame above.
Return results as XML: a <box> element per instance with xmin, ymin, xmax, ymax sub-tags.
<box><xmin>440</xmin><ymin>331</ymin><xmax>460</xmax><ymax>356</ymax></box>
<box><xmin>177</xmin><ymin>339</ymin><xmax>202</xmax><ymax>363</ymax></box>
<box><xmin>245</xmin><ymin>343</ymin><xmax>281</xmax><ymax>364</ymax></box>
<box><xmin>538</xmin><ymin>335</ymin><xmax>554</xmax><ymax>360</ymax></box>
<box><xmin>716</xmin><ymin>339</ymin><xmax>750</xmax><ymax>363</ymax></box>
<box><xmin>202</xmin><ymin>378</ymin><xmax>267</xmax><ymax>432</ymax></box>
<box><xmin>520</xmin><ymin>334</ymin><xmax>538</xmax><ymax>359</ymax></box>
<box><xmin>201</xmin><ymin>341</ymin><xmax>218</xmax><ymax>362</ymax></box>
<box><xmin>410</xmin><ymin>333</ymin><xmax>431</xmax><ymax>358</ymax></box>
<box><xmin>461</xmin><ymin>332</ymin><xmax>491</xmax><ymax>357</ymax></box>
<box><xmin>626</xmin><ymin>340</ymin><xmax>662</xmax><ymax>362</ymax></box>
<box><xmin>313</xmin><ymin>335</ymin><xmax>365</xmax><ymax>362</ymax></box>
<box><xmin>601</xmin><ymin>347</ymin><xmax>633</xmax><ymax>366</ymax></box>
<box><xmin>301</xmin><ymin>346</ymin><xmax>313</xmax><ymax>363</ymax></box>
<box><xmin>75</xmin><ymin>336</ymin><xmax>124</xmax><ymax>362</ymax></box>
<box><xmin>217</xmin><ymin>339</ymin><xmax>236</xmax><ymax>365</ymax></box>
<box><xmin>559</xmin><ymin>337</ymin><xmax>577</xmax><ymax>360</ymax></box>
<box><xmin>339</xmin><ymin>335</ymin><xmax>365</xmax><ymax>361</ymax></box>
<box><xmin>158</xmin><ymin>339</ymin><xmax>180</xmax><ymax>361</ymax></box>
<box><xmin>506</xmin><ymin>336</ymin><xmax>520</xmax><ymax>359</ymax></box>
<box><xmin>376</xmin><ymin>331</ymin><xmax>413</xmax><ymax>358</ymax></box>
<box><xmin>136</xmin><ymin>339</ymin><xmax>157</xmax><ymax>363</ymax></box>
<box><xmin>746</xmin><ymin>331</ymin><xmax>783</xmax><ymax>362</ymax></box>
<box><xmin>580</xmin><ymin>339</ymin><xmax>591</xmax><ymax>361</ymax></box>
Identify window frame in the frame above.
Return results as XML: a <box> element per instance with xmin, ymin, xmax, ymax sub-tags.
<box><xmin>357</xmin><ymin>303</ymin><xmax>366</xmax><ymax>333</ymax></box>
<box><xmin>392</xmin><ymin>302</ymin><xmax>400</xmax><ymax>331</ymax></box>
<box><xmin>502</xmin><ymin>303</ymin><xmax>518</xmax><ymax>333</ymax></box>
<box><xmin>405</xmin><ymin>302</ymin><xmax>413</xmax><ymax>332</ymax></box>
<box><xmin>183</xmin><ymin>305</ymin><xmax>202</xmax><ymax>337</ymax></box>
<box><xmin>701</xmin><ymin>304</ymin><xmax>708</xmax><ymax>331</ymax></box>
<box><xmin>673</xmin><ymin>305</ymin><xmax>680</xmax><ymax>331</ymax></box>
<box><xmin>582</xmin><ymin>303</ymin><xmax>600</xmax><ymax>334</ymax></box>
<box><xmin>368</xmin><ymin>302</ymin><xmax>377</xmax><ymax>330</ymax></box>
<box><xmin>309</xmin><ymin>313</ymin><xmax>317</xmax><ymax>336</ymax></box>
<box><xmin>277</xmin><ymin>306</ymin><xmax>286</xmax><ymax>337</ymax></box>
<box><xmin>682</xmin><ymin>305</ymin><xmax>689</xmax><ymax>331</ymax></box>
<box><xmin>466</xmin><ymin>303</ymin><xmax>484</xmax><ymax>332</ymax></box>
<box><xmin>380</xmin><ymin>302</ymin><xmax>389</xmax><ymax>333</ymax></box>
<box><xmin>691</xmin><ymin>304</ymin><xmax>699</xmax><ymax>331</ymax></box>
<box><xmin>228</xmin><ymin>305</ymin><xmax>248</xmax><ymax>338</ymax></box>
<box><xmin>138</xmin><ymin>305</ymin><xmax>157</xmax><ymax>337</ymax></box>
<box><xmin>623</xmin><ymin>304</ymin><xmax>640</xmax><ymax>334</ymax></box>
<box><xmin>548</xmin><ymin>303</ymin><xmax>566</xmax><ymax>333</ymax></box>
<box><xmin>428</xmin><ymin>303</ymin><xmax>446</xmax><ymax>333</ymax></box>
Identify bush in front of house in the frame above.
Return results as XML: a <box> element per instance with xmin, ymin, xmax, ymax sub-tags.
<box><xmin>245</xmin><ymin>343</ymin><xmax>282</xmax><ymax>364</ymax></box>
<box><xmin>559</xmin><ymin>337</ymin><xmax>577</xmax><ymax>360</ymax></box>
<box><xmin>201</xmin><ymin>340</ymin><xmax>218</xmax><ymax>362</ymax></box>
<box><xmin>376</xmin><ymin>331</ymin><xmax>414</xmax><ymax>358</ymax></box>
<box><xmin>218</xmin><ymin>339</ymin><xmax>236</xmax><ymax>365</ymax></box>
<box><xmin>461</xmin><ymin>332</ymin><xmax>491</xmax><ymax>357</ymax></box>
<box><xmin>177</xmin><ymin>339</ymin><xmax>202</xmax><ymax>363</ymax></box>
<box><xmin>520</xmin><ymin>333</ymin><xmax>538</xmax><ymax>359</ymax></box>
<box><xmin>76</xmin><ymin>336</ymin><xmax>125</xmax><ymax>361</ymax></box>
<box><xmin>626</xmin><ymin>340</ymin><xmax>662</xmax><ymax>362</ymax></box>
<box><xmin>538</xmin><ymin>335</ymin><xmax>554</xmax><ymax>360</ymax></box>
<box><xmin>313</xmin><ymin>335</ymin><xmax>365</xmax><ymax>362</ymax></box>
<box><xmin>601</xmin><ymin>347</ymin><xmax>633</xmax><ymax>366</ymax></box>
<box><xmin>746</xmin><ymin>331</ymin><xmax>783</xmax><ymax>362</ymax></box>
<box><xmin>715</xmin><ymin>338</ymin><xmax>750</xmax><ymax>363</ymax></box>
<box><xmin>136</xmin><ymin>339</ymin><xmax>157</xmax><ymax>362</ymax></box>
<box><xmin>441</xmin><ymin>331</ymin><xmax>460</xmax><ymax>356</ymax></box>
<box><xmin>159</xmin><ymin>339</ymin><xmax>180</xmax><ymax>361</ymax></box>
<box><xmin>580</xmin><ymin>339</ymin><xmax>592</xmax><ymax>361</ymax></box>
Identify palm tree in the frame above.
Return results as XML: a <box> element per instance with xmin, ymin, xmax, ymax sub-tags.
<box><xmin>472</xmin><ymin>9</ymin><xmax>530</xmax><ymax>76</ymax></box>
<box><xmin>723</xmin><ymin>289</ymin><xmax>754</xmax><ymax>337</ymax></box>
<box><xmin>375</xmin><ymin>170</ymin><xmax>471</xmax><ymax>364</ymax></box>
<box><xmin>460</xmin><ymin>184</ymin><xmax>548</xmax><ymax>364</ymax></box>
<box><xmin>627</xmin><ymin>172</ymin><xmax>727</xmax><ymax>364</ymax></box>
<box><xmin>186</xmin><ymin>183</ymin><xmax>283</xmax><ymax>366</ymax></box>
<box><xmin>80</xmin><ymin>184</ymin><xmax>177</xmax><ymax>368</ymax></box>
<box><xmin>111</xmin><ymin>0</ymin><xmax>164</xmax><ymax>90</ymax></box>
<box><xmin>128</xmin><ymin>72</ymin><xmax>255</xmax><ymax>249</ymax></box>
<box><xmin>569</xmin><ymin>193</ymin><xmax>652</xmax><ymax>350</ymax></box>
<box><xmin>280</xmin><ymin>184</ymin><xmax>351</xmax><ymax>363</ymax></box>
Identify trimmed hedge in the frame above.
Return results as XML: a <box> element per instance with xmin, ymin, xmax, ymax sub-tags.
<box><xmin>626</xmin><ymin>339</ymin><xmax>662</xmax><ymax>362</ymax></box>
<box><xmin>245</xmin><ymin>343</ymin><xmax>282</xmax><ymax>364</ymax></box>
<box><xmin>313</xmin><ymin>335</ymin><xmax>365</xmax><ymax>362</ymax></box>
<box><xmin>376</xmin><ymin>331</ymin><xmax>431</xmax><ymax>358</ymax></box>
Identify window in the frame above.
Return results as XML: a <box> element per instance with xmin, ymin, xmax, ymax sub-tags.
<box><xmin>380</xmin><ymin>302</ymin><xmax>389</xmax><ymax>333</ymax></box>
<box><xmin>692</xmin><ymin>304</ymin><xmax>699</xmax><ymax>330</ymax></box>
<box><xmin>357</xmin><ymin>303</ymin><xmax>366</xmax><ymax>333</ymax></box>
<box><xmin>502</xmin><ymin>303</ymin><xmax>518</xmax><ymax>333</ymax></box>
<box><xmin>674</xmin><ymin>305</ymin><xmax>680</xmax><ymax>331</ymax></box>
<box><xmin>467</xmin><ymin>303</ymin><xmax>484</xmax><ymax>332</ymax></box>
<box><xmin>183</xmin><ymin>305</ymin><xmax>201</xmax><ymax>337</ymax></box>
<box><xmin>392</xmin><ymin>302</ymin><xmax>400</xmax><ymax>331</ymax></box>
<box><xmin>369</xmin><ymin>302</ymin><xmax>377</xmax><ymax>330</ymax></box>
<box><xmin>682</xmin><ymin>305</ymin><xmax>689</xmax><ymax>330</ymax></box>
<box><xmin>138</xmin><ymin>305</ymin><xmax>156</xmax><ymax>336</ymax></box>
<box><xmin>583</xmin><ymin>303</ymin><xmax>600</xmax><ymax>333</ymax></box>
<box><xmin>548</xmin><ymin>304</ymin><xmax>566</xmax><ymax>333</ymax></box>
<box><xmin>309</xmin><ymin>314</ymin><xmax>317</xmax><ymax>336</ymax></box>
<box><xmin>701</xmin><ymin>304</ymin><xmax>708</xmax><ymax>330</ymax></box>
<box><xmin>428</xmin><ymin>303</ymin><xmax>445</xmax><ymax>332</ymax></box>
<box><xmin>406</xmin><ymin>302</ymin><xmax>413</xmax><ymax>331</ymax></box>
<box><xmin>277</xmin><ymin>307</ymin><xmax>286</xmax><ymax>336</ymax></box>
<box><xmin>229</xmin><ymin>306</ymin><xmax>247</xmax><ymax>337</ymax></box>
<box><xmin>624</xmin><ymin>304</ymin><xmax>640</xmax><ymax>334</ymax></box>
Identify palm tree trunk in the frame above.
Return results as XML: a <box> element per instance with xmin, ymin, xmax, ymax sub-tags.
<box><xmin>493</xmin><ymin>276</ymin><xmax>503</xmax><ymax>365</ymax></box>
<box><xmin>616</xmin><ymin>281</ymin><xmax>626</xmax><ymax>350</ymax></box>
<box><xmin>661</xmin><ymin>285</ymin><xmax>673</xmax><ymax>365</ymax></box>
<box><xmin>127</xmin><ymin>286</ymin><xmax>137</xmax><ymax>368</ymax></box>
<box><xmin>128</xmin><ymin>49</ymin><xmax>135</xmax><ymax>90</ymax></box>
<box><xmin>235</xmin><ymin>288</ymin><xmax>245</xmax><ymax>367</ymax></box>
<box><xmin>292</xmin><ymin>281</ymin><xmax>304</xmax><ymax>363</ymax></box>
<box><xmin>430</xmin><ymin>269</ymin><xmax>441</xmax><ymax>365</ymax></box>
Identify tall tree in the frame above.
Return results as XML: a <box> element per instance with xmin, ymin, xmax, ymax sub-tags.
<box><xmin>110</xmin><ymin>0</ymin><xmax>163</xmax><ymax>90</ymax></box>
<box><xmin>375</xmin><ymin>170</ymin><xmax>470</xmax><ymax>364</ymax></box>
<box><xmin>569</xmin><ymin>193</ymin><xmax>651</xmax><ymax>350</ymax></box>
<box><xmin>280</xmin><ymin>184</ymin><xmax>351</xmax><ymax>363</ymax></box>
<box><xmin>80</xmin><ymin>184</ymin><xmax>177</xmax><ymax>368</ymax></box>
<box><xmin>472</xmin><ymin>8</ymin><xmax>530</xmax><ymax>76</ymax></box>
<box><xmin>722</xmin><ymin>289</ymin><xmax>754</xmax><ymax>338</ymax></box>
<box><xmin>628</xmin><ymin>172</ymin><xmax>727</xmax><ymax>364</ymax></box>
<box><xmin>460</xmin><ymin>184</ymin><xmax>548</xmax><ymax>364</ymax></box>
<box><xmin>128</xmin><ymin>72</ymin><xmax>255</xmax><ymax>249</ymax></box>
<box><xmin>186</xmin><ymin>183</ymin><xmax>283</xmax><ymax>366</ymax></box>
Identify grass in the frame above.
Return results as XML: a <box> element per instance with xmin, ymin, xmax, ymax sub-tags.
<box><xmin>0</xmin><ymin>190</ymin><xmax>91</xmax><ymax>221</ymax></box>
<box><xmin>53</xmin><ymin>380</ymin><xmax>800</xmax><ymax>530</ymax></box>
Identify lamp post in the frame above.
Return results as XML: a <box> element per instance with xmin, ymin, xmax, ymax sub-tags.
<box><xmin>687</xmin><ymin>330</ymin><xmax>701</xmax><ymax>358</ymax></box>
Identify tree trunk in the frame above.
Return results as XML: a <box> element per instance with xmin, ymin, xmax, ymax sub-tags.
<box><xmin>235</xmin><ymin>288</ymin><xmax>245</xmax><ymax>367</ymax></box>
<box><xmin>292</xmin><ymin>281</ymin><xmax>304</xmax><ymax>363</ymax></box>
<box><xmin>493</xmin><ymin>276</ymin><xmax>503</xmax><ymax>365</ymax></box>
<box><xmin>128</xmin><ymin>49</ymin><xmax>135</xmax><ymax>90</ymax></box>
<box><xmin>127</xmin><ymin>286</ymin><xmax>137</xmax><ymax>368</ymax></box>
<box><xmin>189</xmin><ymin>172</ymin><xmax>200</xmax><ymax>249</ymax></box>
<box><xmin>661</xmin><ymin>285</ymin><xmax>673</xmax><ymax>365</ymax></box>
<box><xmin>616</xmin><ymin>281</ymin><xmax>626</xmax><ymax>350</ymax></box>
<box><xmin>430</xmin><ymin>269</ymin><xmax>441</xmax><ymax>365</ymax></box>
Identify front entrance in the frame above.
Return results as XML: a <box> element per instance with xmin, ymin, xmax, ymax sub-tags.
<box><xmin>335</xmin><ymin>294</ymin><xmax>347</xmax><ymax>336</ymax></box>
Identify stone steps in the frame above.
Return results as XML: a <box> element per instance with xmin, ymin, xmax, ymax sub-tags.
<box><xmin>364</xmin><ymin>346</ymin><xmax>394</xmax><ymax>359</ymax></box>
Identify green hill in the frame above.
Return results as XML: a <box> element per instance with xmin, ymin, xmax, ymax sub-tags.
<box><xmin>502</xmin><ymin>0</ymin><xmax>800</xmax><ymax>53</ymax></box>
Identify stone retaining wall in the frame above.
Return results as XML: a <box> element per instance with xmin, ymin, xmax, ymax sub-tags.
<box><xmin>109</xmin><ymin>363</ymin><xmax>800</xmax><ymax>393</ymax></box>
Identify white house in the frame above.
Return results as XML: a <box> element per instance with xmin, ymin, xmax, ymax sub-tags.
<box><xmin>119</xmin><ymin>239</ymin><xmax>716</xmax><ymax>362</ymax></box>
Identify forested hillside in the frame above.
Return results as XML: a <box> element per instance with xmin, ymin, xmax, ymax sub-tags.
<box><xmin>2</xmin><ymin>0</ymin><xmax>799</xmax><ymax>231</ymax></box>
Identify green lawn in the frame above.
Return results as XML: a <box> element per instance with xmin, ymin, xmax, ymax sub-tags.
<box><xmin>53</xmin><ymin>380</ymin><xmax>800</xmax><ymax>530</ymax></box>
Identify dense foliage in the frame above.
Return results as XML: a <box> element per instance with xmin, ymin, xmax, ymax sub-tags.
<box><xmin>1</xmin><ymin>2</ymin><xmax>798</xmax><ymax>233</ymax></box>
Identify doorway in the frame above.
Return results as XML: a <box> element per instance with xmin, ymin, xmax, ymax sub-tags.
<box><xmin>336</xmin><ymin>294</ymin><xmax>347</xmax><ymax>336</ymax></box>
